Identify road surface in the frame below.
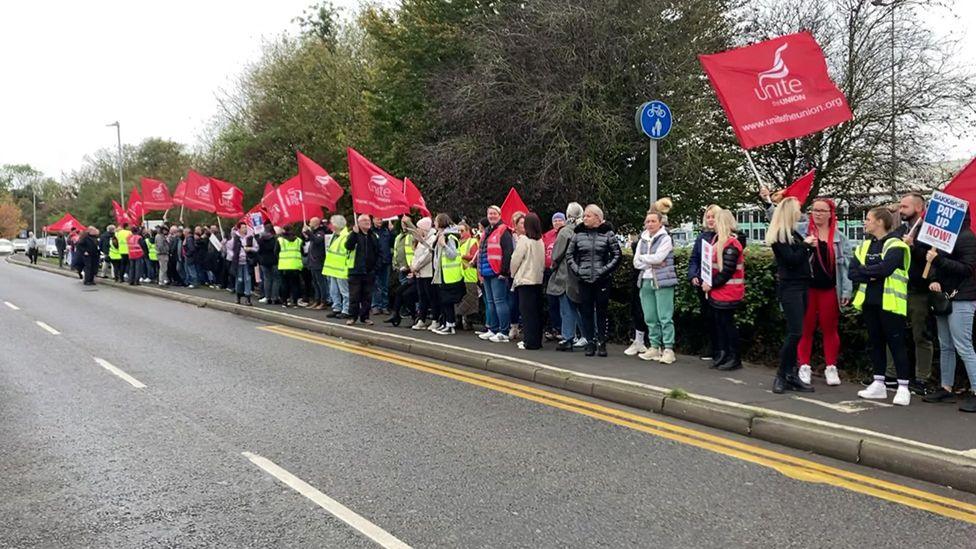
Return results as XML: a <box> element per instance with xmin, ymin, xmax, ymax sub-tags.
<box><xmin>1</xmin><ymin>259</ymin><xmax>975</xmax><ymax>548</ymax></box>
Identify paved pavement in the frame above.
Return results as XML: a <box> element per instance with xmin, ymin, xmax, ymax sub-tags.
<box><xmin>3</xmin><ymin>258</ymin><xmax>976</xmax><ymax>547</ymax></box>
<box><xmin>47</xmin><ymin>257</ymin><xmax>973</xmax><ymax>452</ymax></box>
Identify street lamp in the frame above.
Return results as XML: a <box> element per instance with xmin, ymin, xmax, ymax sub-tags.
<box><xmin>106</xmin><ymin>121</ymin><xmax>124</xmax><ymax>205</ymax></box>
<box><xmin>871</xmin><ymin>0</ymin><xmax>899</xmax><ymax>195</ymax></box>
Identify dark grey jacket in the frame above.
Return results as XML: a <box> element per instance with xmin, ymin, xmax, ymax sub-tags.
<box><xmin>546</xmin><ymin>220</ymin><xmax>579</xmax><ymax>299</ymax></box>
<box><xmin>566</xmin><ymin>222</ymin><xmax>621</xmax><ymax>284</ymax></box>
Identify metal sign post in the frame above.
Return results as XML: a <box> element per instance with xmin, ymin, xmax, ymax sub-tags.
<box><xmin>636</xmin><ymin>100</ymin><xmax>673</xmax><ymax>207</ymax></box>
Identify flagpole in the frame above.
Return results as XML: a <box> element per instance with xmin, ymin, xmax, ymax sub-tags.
<box><xmin>744</xmin><ymin>149</ymin><xmax>765</xmax><ymax>189</ymax></box>
<box><xmin>216</xmin><ymin>216</ymin><xmax>223</xmax><ymax>238</ymax></box>
<box><xmin>179</xmin><ymin>205</ymin><xmax>184</xmax><ymax>224</ymax></box>
<box><xmin>162</xmin><ymin>209</ymin><xmax>169</xmax><ymax>222</ymax></box>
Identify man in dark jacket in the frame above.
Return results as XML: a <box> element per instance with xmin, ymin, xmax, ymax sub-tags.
<box><xmin>76</xmin><ymin>227</ymin><xmax>101</xmax><ymax>286</ymax></box>
<box><xmin>303</xmin><ymin>217</ymin><xmax>330</xmax><ymax>309</ymax></box>
<box><xmin>893</xmin><ymin>192</ymin><xmax>936</xmax><ymax>393</ymax></box>
<box><xmin>372</xmin><ymin>218</ymin><xmax>394</xmax><ymax>314</ymax></box>
<box><xmin>55</xmin><ymin>232</ymin><xmax>67</xmax><ymax>268</ymax></box>
<box><xmin>345</xmin><ymin>214</ymin><xmax>380</xmax><ymax>325</ymax></box>
<box><xmin>256</xmin><ymin>224</ymin><xmax>280</xmax><ymax>303</ymax></box>
<box><xmin>98</xmin><ymin>226</ymin><xmax>114</xmax><ymax>278</ymax></box>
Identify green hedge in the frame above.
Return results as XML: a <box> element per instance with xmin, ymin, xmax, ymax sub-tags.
<box><xmin>607</xmin><ymin>246</ymin><xmax>872</xmax><ymax>373</ymax></box>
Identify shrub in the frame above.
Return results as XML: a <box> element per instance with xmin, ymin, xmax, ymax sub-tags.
<box><xmin>607</xmin><ymin>245</ymin><xmax>872</xmax><ymax>374</ymax></box>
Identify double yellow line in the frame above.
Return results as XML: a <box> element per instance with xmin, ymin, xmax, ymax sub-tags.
<box><xmin>259</xmin><ymin>324</ymin><xmax>976</xmax><ymax>524</ymax></box>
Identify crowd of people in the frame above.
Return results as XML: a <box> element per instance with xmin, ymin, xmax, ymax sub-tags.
<box><xmin>50</xmin><ymin>190</ymin><xmax>975</xmax><ymax>412</ymax></box>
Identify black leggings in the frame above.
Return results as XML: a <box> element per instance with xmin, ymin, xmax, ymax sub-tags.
<box><xmin>391</xmin><ymin>277</ymin><xmax>417</xmax><ymax>319</ymax></box>
<box><xmin>280</xmin><ymin>270</ymin><xmax>302</xmax><ymax>304</ymax></box>
<box><xmin>697</xmin><ymin>287</ymin><xmax>718</xmax><ymax>354</ymax></box>
<box><xmin>518</xmin><ymin>285</ymin><xmax>545</xmax><ymax>349</ymax></box>
<box><xmin>778</xmin><ymin>286</ymin><xmax>807</xmax><ymax>378</ymax></box>
<box><xmin>579</xmin><ymin>279</ymin><xmax>610</xmax><ymax>343</ymax></box>
<box><xmin>416</xmin><ymin>277</ymin><xmax>433</xmax><ymax>320</ymax></box>
<box><xmin>863</xmin><ymin>304</ymin><xmax>910</xmax><ymax>380</ymax></box>
<box><xmin>713</xmin><ymin>306</ymin><xmax>739</xmax><ymax>358</ymax></box>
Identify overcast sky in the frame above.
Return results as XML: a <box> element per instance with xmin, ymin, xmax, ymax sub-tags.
<box><xmin>0</xmin><ymin>1</ymin><xmax>973</xmax><ymax>181</ymax></box>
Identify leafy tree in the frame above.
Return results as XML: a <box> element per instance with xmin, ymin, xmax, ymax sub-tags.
<box><xmin>0</xmin><ymin>195</ymin><xmax>25</xmax><ymax>238</ymax></box>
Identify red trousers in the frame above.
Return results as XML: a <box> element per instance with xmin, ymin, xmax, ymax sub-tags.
<box><xmin>797</xmin><ymin>287</ymin><xmax>841</xmax><ymax>366</ymax></box>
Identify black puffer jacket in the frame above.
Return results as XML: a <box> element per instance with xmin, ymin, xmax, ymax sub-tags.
<box><xmin>566</xmin><ymin>222</ymin><xmax>621</xmax><ymax>283</ymax></box>
<box><xmin>933</xmin><ymin>226</ymin><xmax>976</xmax><ymax>301</ymax></box>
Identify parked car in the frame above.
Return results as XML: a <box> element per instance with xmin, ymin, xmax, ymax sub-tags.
<box><xmin>44</xmin><ymin>236</ymin><xmax>59</xmax><ymax>257</ymax></box>
<box><xmin>0</xmin><ymin>239</ymin><xmax>14</xmax><ymax>255</ymax></box>
<box><xmin>11</xmin><ymin>238</ymin><xmax>28</xmax><ymax>253</ymax></box>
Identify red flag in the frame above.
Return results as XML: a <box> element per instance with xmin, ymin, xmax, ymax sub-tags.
<box><xmin>173</xmin><ymin>180</ymin><xmax>187</xmax><ymax>206</ymax></box>
<box><xmin>297</xmin><ymin>151</ymin><xmax>343</xmax><ymax>210</ymax></box>
<box><xmin>126</xmin><ymin>186</ymin><xmax>145</xmax><ymax>221</ymax></box>
<box><xmin>347</xmin><ymin>148</ymin><xmax>410</xmax><ymax>218</ymax></box>
<box><xmin>261</xmin><ymin>176</ymin><xmax>321</xmax><ymax>226</ymax></box>
<box><xmin>182</xmin><ymin>170</ymin><xmax>216</xmax><ymax>212</ymax></box>
<box><xmin>403</xmin><ymin>178</ymin><xmax>430</xmax><ymax>217</ymax></box>
<box><xmin>240</xmin><ymin>203</ymin><xmax>269</xmax><ymax>227</ymax></box>
<box><xmin>941</xmin><ymin>158</ymin><xmax>976</xmax><ymax>230</ymax></box>
<box><xmin>44</xmin><ymin>213</ymin><xmax>86</xmax><ymax>232</ymax></box>
<box><xmin>263</xmin><ymin>182</ymin><xmax>275</xmax><ymax>199</ymax></box>
<box><xmin>112</xmin><ymin>200</ymin><xmax>130</xmax><ymax>226</ymax></box>
<box><xmin>500</xmin><ymin>187</ymin><xmax>530</xmax><ymax>226</ymax></box>
<box><xmin>781</xmin><ymin>169</ymin><xmax>816</xmax><ymax>204</ymax></box>
<box><xmin>140</xmin><ymin>177</ymin><xmax>174</xmax><ymax>211</ymax></box>
<box><xmin>699</xmin><ymin>31</ymin><xmax>853</xmax><ymax>149</ymax></box>
<box><xmin>209</xmin><ymin>177</ymin><xmax>245</xmax><ymax>218</ymax></box>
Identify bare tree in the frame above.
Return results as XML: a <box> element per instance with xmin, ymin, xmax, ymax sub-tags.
<box><xmin>740</xmin><ymin>0</ymin><xmax>976</xmax><ymax>206</ymax></box>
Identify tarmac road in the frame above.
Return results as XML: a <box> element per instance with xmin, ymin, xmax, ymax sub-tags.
<box><xmin>2</xmin><ymin>259</ymin><xmax>975</xmax><ymax>548</ymax></box>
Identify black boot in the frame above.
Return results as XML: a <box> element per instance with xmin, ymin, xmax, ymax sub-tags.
<box><xmin>556</xmin><ymin>339</ymin><xmax>574</xmax><ymax>352</ymax></box>
<box><xmin>389</xmin><ymin>315</ymin><xmax>402</xmax><ymax>327</ymax></box>
<box><xmin>716</xmin><ymin>355</ymin><xmax>742</xmax><ymax>371</ymax></box>
<box><xmin>774</xmin><ymin>374</ymin><xmax>814</xmax><ymax>394</ymax></box>
<box><xmin>584</xmin><ymin>342</ymin><xmax>596</xmax><ymax>357</ymax></box>
<box><xmin>245</xmin><ymin>296</ymin><xmax>253</xmax><ymax>306</ymax></box>
<box><xmin>236</xmin><ymin>294</ymin><xmax>242</xmax><ymax>304</ymax></box>
<box><xmin>596</xmin><ymin>341</ymin><xmax>608</xmax><ymax>357</ymax></box>
<box><xmin>711</xmin><ymin>351</ymin><xmax>729</xmax><ymax>369</ymax></box>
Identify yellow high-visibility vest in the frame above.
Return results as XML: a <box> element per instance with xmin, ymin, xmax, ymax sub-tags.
<box><xmin>147</xmin><ymin>241</ymin><xmax>158</xmax><ymax>261</ymax></box>
<box><xmin>852</xmin><ymin>237</ymin><xmax>910</xmax><ymax>316</ymax></box>
<box><xmin>458</xmin><ymin>237</ymin><xmax>479</xmax><ymax>283</ymax></box>
<box><xmin>116</xmin><ymin>228</ymin><xmax>131</xmax><ymax>254</ymax></box>
<box><xmin>440</xmin><ymin>234</ymin><xmax>463</xmax><ymax>284</ymax></box>
<box><xmin>277</xmin><ymin>237</ymin><xmax>303</xmax><ymax>271</ymax></box>
<box><xmin>108</xmin><ymin>237</ymin><xmax>121</xmax><ymax>260</ymax></box>
<box><xmin>322</xmin><ymin>228</ymin><xmax>351</xmax><ymax>279</ymax></box>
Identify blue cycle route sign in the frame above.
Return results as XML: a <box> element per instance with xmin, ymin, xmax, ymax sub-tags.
<box><xmin>636</xmin><ymin>100</ymin><xmax>673</xmax><ymax>140</ymax></box>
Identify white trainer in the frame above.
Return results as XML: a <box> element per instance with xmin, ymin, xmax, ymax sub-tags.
<box><xmin>824</xmin><ymin>365</ymin><xmax>841</xmax><ymax>386</ymax></box>
<box><xmin>478</xmin><ymin>331</ymin><xmax>496</xmax><ymax>340</ymax></box>
<box><xmin>638</xmin><ymin>347</ymin><xmax>662</xmax><ymax>361</ymax></box>
<box><xmin>489</xmin><ymin>333</ymin><xmax>510</xmax><ymax>343</ymax></box>
<box><xmin>858</xmin><ymin>380</ymin><xmax>888</xmax><ymax>400</ymax></box>
<box><xmin>624</xmin><ymin>341</ymin><xmax>647</xmax><ymax>356</ymax></box>
<box><xmin>892</xmin><ymin>385</ymin><xmax>911</xmax><ymax>406</ymax></box>
<box><xmin>798</xmin><ymin>364</ymin><xmax>812</xmax><ymax>385</ymax></box>
<box><xmin>573</xmin><ymin>338</ymin><xmax>588</xmax><ymax>348</ymax></box>
<box><xmin>411</xmin><ymin>319</ymin><xmax>427</xmax><ymax>331</ymax></box>
<box><xmin>428</xmin><ymin>322</ymin><xmax>442</xmax><ymax>332</ymax></box>
<box><xmin>258</xmin><ymin>297</ymin><xmax>268</xmax><ymax>304</ymax></box>
<box><xmin>658</xmin><ymin>349</ymin><xmax>676</xmax><ymax>364</ymax></box>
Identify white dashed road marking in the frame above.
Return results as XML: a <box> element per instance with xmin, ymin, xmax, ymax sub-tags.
<box><xmin>93</xmin><ymin>357</ymin><xmax>146</xmax><ymax>389</ymax></box>
<box><xmin>243</xmin><ymin>451</ymin><xmax>412</xmax><ymax>549</ymax></box>
<box><xmin>35</xmin><ymin>321</ymin><xmax>60</xmax><ymax>335</ymax></box>
<box><xmin>4</xmin><ymin>301</ymin><xmax>19</xmax><ymax>310</ymax></box>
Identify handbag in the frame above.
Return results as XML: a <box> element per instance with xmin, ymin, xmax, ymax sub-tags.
<box><xmin>929</xmin><ymin>290</ymin><xmax>957</xmax><ymax>316</ymax></box>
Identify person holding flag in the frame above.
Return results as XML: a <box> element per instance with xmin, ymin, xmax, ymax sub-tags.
<box><xmin>344</xmin><ymin>214</ymin><xmax>381</xmax><ymax>325</ymax></box>
<box><xmin>849</xmin><ymin>207</ymin><xmax>913</xmax><ymax>406</ymax></box>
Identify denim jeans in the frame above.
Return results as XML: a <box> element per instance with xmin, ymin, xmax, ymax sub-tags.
<box><xmin>483</xmin><ymin>275</ymin><xmax>510</xmax><ymax>334</ymax></box>
<box><xmin>330</xmin><ymin>277</ymin><xmax>350</xmax><ymax>314</ymax></box>
<box><xmin>260</xmin><ymin>265</ymin><xmax>280</xmax><ymax>300</ymax></box>
<box><xmin>935</xmin><ymin>300</ymin><xmax>976</xmax><ymax>389</ymax></box>
<box><xmin>372</xmin><ymin>265</ymin><xmax>391</xmax><ymax>309</ymax></box>
<box><xmin>185</xmin><ymin>262</ymin><xmax>199</xmax><ymax>286</ymax></box>
<box><xmin>558</xmin><ymin>293</ymin><xmax>581</xmax><ymax>342</ymax></box>
<box><xmin>235</xmin><ymin>266</ymin><xmax>253</xmax><ymax>296</ymax></box>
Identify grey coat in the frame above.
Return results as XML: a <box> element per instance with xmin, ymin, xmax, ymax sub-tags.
<box><xmin>546</xmin><ymin>220</ymin><xmax>580</xmax><ymax>302</ymax></box>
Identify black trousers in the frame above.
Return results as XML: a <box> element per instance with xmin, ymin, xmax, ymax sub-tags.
<box><xmin>391</xmin><ymin>276</ymin><xmax>417</xmax><ymax>320</ymax></box>
<box><xmin>27</xmin><ymin>248</ymin><xmax>38</xmax><ymax>264</ymax></box>
<box><xmin>83</xmin><ymin>256</ymin><xmax>98</xmax><ymax>284</ymax></box>
<box><xmin>349</xmin><ymin>274</ymin><xmax>376</xmax><ymax>321</ymax></box>
<box><xmin>578</xmin><ymin>279</ymin><xmax>610</xmax><ymax>343</ymax></box>
<box><xmin>697</xmin><ymin>287</ymin><xmax>718</xmax><ymax>355</ymax></box>
<box><xmin>117</xmin><ymin>254</ymin><xmax>129</xmax><ymax>282</ymax></box>
<box><xmin>863</xmin><ymin>304</ymin><xmax>910</xmax><ymax>380</ymax></box>
<box><xmin>714</xmin><ymin>306</ymin><xmax>739</xmax><ymax>358</ymax></box>
<box><xmin>416</xmin><ymin>277</ymin><xmax>434</xmax><ymax>321</ymax></box>
<box><xmin>280</xmin><ymin>270</ymin><xmax>302</xmax><ymax>304</ymax></box>
<box><xmin>777</xmin><ymin>286</ymin><xmax>807</xmax><ymax>378</ymax></box>
<box><xmin>517</xmin><ymin>284</ymin><xmax>545</xmax><ymax>349</ymax></box>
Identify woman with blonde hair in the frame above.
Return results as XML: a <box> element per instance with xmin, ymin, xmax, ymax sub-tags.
<box><xmin>688</xmin><ymin>204</ymin><xmax>723</xmax><ymax>362</ymax></box>
<box><xmin>567</xmin><ymin>204</ymin><xmax>622</xmax><ymax>357</ymax></box>
<box><xmin>766</xmin><ymin>197</ymin><xmax>816</xmax><ymax>393</ymax></box>
<box><xmin>702</xmin><ymin>209</ymin><xmax>745</xmax><ymax>371</ymax></box>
